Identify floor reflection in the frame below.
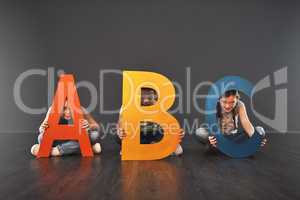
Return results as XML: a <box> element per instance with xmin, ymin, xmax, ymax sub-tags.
<box><xmin>121</xmin><ymin>160</ymin><xmax>182</xmax><ymax>200</ymax></box>
<box><xmin>30</xmin><ymin>156</ymin><xmax>100</xmax><ymax>199</ymax></box>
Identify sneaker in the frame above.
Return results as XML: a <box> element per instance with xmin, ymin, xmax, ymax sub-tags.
<box><xmin>30</xmin><ymin>144</ymin><xmax>40</xmax><ymax>156</ymax></box>
<box><xmin>171</xmin><ymin>144</ymin><xmax>183</xmax><ymax>156</ymax></box>
<box><xmin>256</xmin><ymin>126</ymin><xmax>266</xmax><ymax>137</ymax></box>
<box><xmin>92</xmin><ymin>143</ymin><xmax>102</xmax><ymax>154</ymax></box>
<box><xmin>51</xmin><ymin>147</ymin><xmax>62</xmax><ymax>156</ymax></box>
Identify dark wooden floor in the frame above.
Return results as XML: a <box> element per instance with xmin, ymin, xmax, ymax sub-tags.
<box><xmin>0</xmin><ymin>133</ymin><xmax>299</xmax><ymax>200</ymax></box>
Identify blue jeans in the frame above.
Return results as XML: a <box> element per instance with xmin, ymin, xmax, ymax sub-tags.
<box><xmin>37</xmin><ymin>130</ymin><xmax>100</xmax><ymax>155</ymax></box>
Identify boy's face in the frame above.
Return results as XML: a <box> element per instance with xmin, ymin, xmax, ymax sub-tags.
<box><xmin>63</xmin><ymin>107</ymin><xmax>71</xmax><ymax>120</ymax></box>
<box><xmin>141</xmin><ymin>89</ymin><xmax>157</xmax><ymax>106</ymax></box>
<box><xmin>220</xmin><ymin>95</ymin><xmax>237</xmax><ymax>113</ymax></box>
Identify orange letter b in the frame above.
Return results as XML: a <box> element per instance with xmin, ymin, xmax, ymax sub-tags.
<box><xmin>120</xmin><ymin>71</ymin><xmax>180</xmax><ymax>160</ymax></box>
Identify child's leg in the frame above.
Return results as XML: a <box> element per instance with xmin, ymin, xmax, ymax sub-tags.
<box><xmin>88</xmin><ymin>130</ymin><xmax>100</xmax><ymax>145</ymax></box>
<box><xmin>52</xmin><ymin>129</ymin><xmax>101</xmax><ymax>156</ymax></box>
<box><xmin>31</xmin><ymin>133</ymin><xmax>43</xmax><ymax>156</ymax></box>
<box><xmin>30</xmin><ymin>132</ymin><xmax>44</xmax><ymax>156</ymax></box>
<box><xmin>88</xmin><ymin>129</ymin><xmax>101</xmax><ymax>154</ymax></box>
<box><xmin>37</xmin><ymin>131</ymin><xmax>80</xmax><ymax>156</ymax></box>
<box><xmin>54</xmin><ymin>130</ymin><xmax>101</xmax><ymax>156</ymax></box>
<box><xmin>171</xmin><ymin>144</ymin><xmax>183</xmax><ymax>156</ymax></box>
<box><xmin>141</xmin><ymin>125</ymin><xmax>183</xmax><ymax>156</ymax></box>
<box><xmin>55</xmin><ymin>141</ymin><xmax>80</xmax><ymax>155</ymax></box>
<box><xmin>37</xmin><ymin>132</ymin><xmax>44</xmax><ymax>144</ymax></box>
<box><xmin>194</xmin><ymin>127</ymin><xmax>221</xmax><ymax>154</ymax></box>
<box><xmin>225</xmin><ymin>126</ymin><xmax>265</xmax><ymax>144</ymax></box>
<box><xmin>31</xmin><ymin>132</ymin><xmax>51</xmax><ymax>156</ymax></box>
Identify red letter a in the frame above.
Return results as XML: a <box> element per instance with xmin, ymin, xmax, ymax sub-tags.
<box><xmin>37</xmin><ymin>74</ymin><xmax>93</xmax><ymax>158</ymax></box>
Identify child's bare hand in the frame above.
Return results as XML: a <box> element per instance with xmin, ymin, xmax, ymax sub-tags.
<box><xmin>39</xmin><ymin>121</ymin><xmax>49</xmax><ymax>133</ymax></box>
<box><xmin>80</xmin><ymin>119</ymin><xmax>90</xmax><ymax>130</ymax></box>
<box><xmin>117</xmin><ymin>127</ymin><xmax>127</xmax><ymax>140</ymax></box>
<box><xmin>178</xmin><ymin>129</ymin><xmax>185</xmax><ymax>142</ymax></box>
<box><xmin>208</xmin><ymin>136</ymin><xmax>217</xmax><ymax>147</ymax></box>
<box><xmin>261</xmin><ymin>138</ymin><xmax>267</xmax><ymax>147</ymax></box>
<box><xmin>41</xmin><ymin>122</ymin><xmax>49</xmax><ymax>129</ymax></box>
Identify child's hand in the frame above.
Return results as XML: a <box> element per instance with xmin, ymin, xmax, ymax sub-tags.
<box><xmin>39</xmin><ymin>121</ymin><xmax>49</xmax><ymax>133</ymax></box>
<box><xmin>117</xmin><ymin>127</ymin><xmax>127</xmax><ymax>140</ymax></box>
<box><xmin>178</xmin><ymin>129</ymin><xmax>185</xmax><ymax>142</ymax></box>
<box><xmin>208</xmin><ymin>136</ymin><xmax>217</xmax><ymax>147</ymax></box>
<box><xmin>80</xmin><ymin>119</ymin><xmax>90</xmax><ymax>130</ymax></box>
<box><xmin>41</xmin><ymin>121</ymin><xmax>49</xmax><ymax>129</ymax></box>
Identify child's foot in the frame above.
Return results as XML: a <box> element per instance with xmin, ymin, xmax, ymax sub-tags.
<box><xmin>30</xmin><ymin>144</ymin><xmax>40</xmax><ymax>156</ymax></box>
<box><xmin>92</xmin><ymin>143</ymin><xmax>102</xmax><ymax>154</ymax></box>
<box><xmin>51</xmin><ymin>147</ymin><xmax>62</xmax><ymax>156</ymax></box>
<box><xmin>256</xmin><ymin>126</ymin><xmax>266</xmax><ymax>137</ymax></box>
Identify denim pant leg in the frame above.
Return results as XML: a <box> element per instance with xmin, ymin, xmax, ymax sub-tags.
<box><xmin>88</xmin><ymin>130</ymin><xmax>100</xmax><ymax>145</ymax></box>
<box><xmin>38</xmin><ymin>131</ymin><xmax>80</xmax><ymax>155</ymax></box>
<box><xmin>56</xmin><ymin>141</ymin><xmax>81</xmax><ymax>155</ymax></box>
<box><xmin>38</xmin><ymin>129</ymin><xmax>100</xmax><ymax>155</ymax></box>
<box><xmin>56</xmin><ymin>130</ymin><xmax>100</xmax><ymax>155</ymax></box>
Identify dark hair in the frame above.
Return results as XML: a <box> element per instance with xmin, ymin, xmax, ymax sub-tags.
<box><xmin>223</xmin><ymin>90</ymin><xmax>240</xmax><ymax>98</ymax></box>
<box><xmin>141</xmin><ymin>87</ymin><xmax>158</xmax><ymax>106</ymax></box>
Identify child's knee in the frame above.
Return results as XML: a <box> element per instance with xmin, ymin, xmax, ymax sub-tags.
<box><xmin>196</xmin><ymin>127</ymin><xmax>209</xmax><ymax>139</ymax></box>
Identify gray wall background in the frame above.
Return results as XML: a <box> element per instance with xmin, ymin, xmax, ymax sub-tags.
<box><xmin>0</xmin><ymin>0</ymin><xmax>299</xmax><ymax>136</ymax></box>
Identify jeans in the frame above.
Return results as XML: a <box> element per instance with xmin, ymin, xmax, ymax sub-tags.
<box><xmin>37</xmin><ymin>129</ymin><xmax>100</xmax><ymax>155</ymax></box>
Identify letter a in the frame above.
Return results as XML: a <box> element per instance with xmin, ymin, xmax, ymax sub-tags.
<box><xmin>37</xmin><ymin>74</ymin><xmax>93</xmax><ymax>158</ymax></box>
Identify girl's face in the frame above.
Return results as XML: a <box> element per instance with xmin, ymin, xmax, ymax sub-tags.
<box><xmin>63</xmin><ymin>106</ymin><xmax>72</xmax><ymax>120</ymax></box>
<box><xmin>220</xmin><ymin>95</ymin><xmax>238</xmax><ymax>113</ymax></box>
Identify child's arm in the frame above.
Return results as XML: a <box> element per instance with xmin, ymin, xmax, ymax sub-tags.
<box><xmin>117</xmin><ymin>107</ymin><xmax>126</xmax><ymax>140</ymax></box>
<box><xmin>238</xmin><ymin>102</ymin><xmax>255</xmax><ymax>137</ymax></box>
<box><xmin>81</xmin><ymin>107</ymin><xmax>100</xmax><ymax>131</ymax></box>
<box><xmin>39</xmin><ymin>106</ymin><xmax>52</xmax><ymax>134</ymax></box>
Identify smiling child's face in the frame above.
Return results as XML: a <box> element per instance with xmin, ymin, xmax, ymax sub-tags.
<box><xmin>141</xmin><ymin>88</ymin><xmax>157</xmax><ymax>106</ymax></box>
